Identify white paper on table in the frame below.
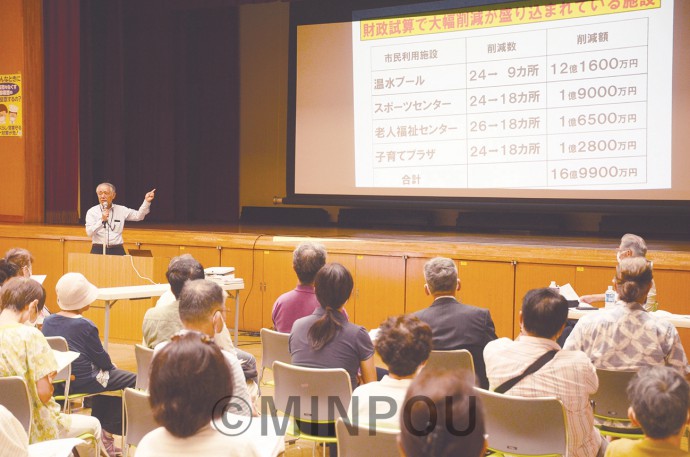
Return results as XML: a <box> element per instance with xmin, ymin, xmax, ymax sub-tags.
<box><xmin>28</xmin><ymin>438</ymin><xmax>85</xmax><ymax>457</ymax></box>
<box><xmin>558</xmin><ymin>283</ymin><xmax>579</xmax><ymax>301</ymax></box>
<box><xmin>30</xmin><ymin>274</ymin><xmax>47</xmax><ymax>285</ymax></box>
<box><xmin>52</xmin><ymin>350</ymin><xmax>79</xmax><ymax>372</ymax></box>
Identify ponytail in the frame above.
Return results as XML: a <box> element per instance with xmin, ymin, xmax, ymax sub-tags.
<box><xmin>308</xmin><ymin>308</ymin><xmax>343</xmax><ymax>351</ymax></box>
<box><xmin>308</xmin><ymin>263</ymin><xmax>353</xmax><ymax>351</ymax></box>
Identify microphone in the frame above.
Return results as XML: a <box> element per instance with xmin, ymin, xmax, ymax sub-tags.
<box><xmin>102</xmin><ymin>202</ymin><xmax>108</xmax><ymax>228</ymax></box>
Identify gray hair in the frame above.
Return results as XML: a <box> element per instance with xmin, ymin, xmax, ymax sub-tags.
<box><xmin>620</xmin><ymin>233</ymin><xmax>647</xmax><ymax>257</ymax></box>
<box><xmin>96</xmin><ymin>182</ymin><xmax>117</xmax><ymax>193</ymax></box>
<box><xmin>293</xmin><ymin>242</ymin><xmax>327</xmax><ymax>284</ymax></box>
<box><xmin>178</xmin><ymin>279</ymin><xmax>226</xmax><ymax>324</ymax></box>
<box><xmin>424</xmin><ymin>257</ymin><xmax>458</xmax><ymax>294</ymax></box>
<box><xmin>627</xmin><ymin>366</ymin><xmax>690</xmax><ymax>439</ymax></box>
<box><xmin>166</xmin><ymin>254</ymin><xmax>205</xmax><ymax>299</ymax></box>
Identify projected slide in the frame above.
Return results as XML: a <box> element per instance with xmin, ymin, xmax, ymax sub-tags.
<box><xmin>352</xmin><ymin>2</ymin><xmax>672</xmax><ymax>190</ymax></box>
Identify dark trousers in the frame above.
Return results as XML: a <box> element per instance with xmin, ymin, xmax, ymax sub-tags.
<box><xmin>90</xmin><ymin>244</ymin><xmax>126</xmax><ymax>256</ymax></box>
<box><xmin>69</xmin><ymin>368</ymin><xmax>137</xmax><ymax>434</ymax></box>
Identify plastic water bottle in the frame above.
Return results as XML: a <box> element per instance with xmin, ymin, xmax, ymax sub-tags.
<box><xmin>604</xmin><ymin>285</ymin><xmax>616</xmax><ymax>309</ymax></box>
<box><xmin>549</xmin><ymin>281</ymin><xmax>559</xmax><ymax>294</ymax></box>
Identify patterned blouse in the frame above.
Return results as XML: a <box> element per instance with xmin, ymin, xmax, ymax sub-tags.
<box><xmin>563</xmin><ymin>300</ymin><xmax>689</xmax><ymax>373</ymax></box>
<box><xmin>0</xmin><ymin>323</ymin><xmax>70</xmax><ymax>443</ymax></box>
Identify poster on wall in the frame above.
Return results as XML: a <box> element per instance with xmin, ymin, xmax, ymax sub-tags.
<box><xmin>0</xmin><ymin>73</ymin><xmax>22</xmax><ymax>137</ymax></box>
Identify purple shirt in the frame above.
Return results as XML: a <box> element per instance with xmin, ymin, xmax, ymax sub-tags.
<box><xmin>272</xmin><ymin>284</ymin><xmax>319</xmax><ymax>333</ymax></box>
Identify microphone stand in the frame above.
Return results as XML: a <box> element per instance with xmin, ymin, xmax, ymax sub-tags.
<box><xmin>102</xmin><ymin>204</ymin><xmax>108</xmax><ymax>255</ymax></box>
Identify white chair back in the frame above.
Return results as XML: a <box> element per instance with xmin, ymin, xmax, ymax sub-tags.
<box><xmin>123</xmin><ymin>387</ymin><xmax>157</xmax><ymax>457</ymax></box>
<box><xmin>424</xmin><ymin>349</ymin><xmax>475</xmax><ymax>374</ymax></box>
<box><xmin>134</xmin><ymin>344</ymin><xmax>154</xmax><ymax>391</ymax></box>
<box><xmin>476</xmin><ymin>387</ymin><xmax>568</xmax><ymax>456</ymax></box>
<box><xmin>272</xmin><ymin>361</ymin><xmax>352</xmax><ymax>423</ymax></box>
<box><xmin>335</xmin><ymin>417</ymin><xmax>398</xmax><ymax>457</ymax></box>
<box><xmin>259</xmin><ymin>328</ymin><xmax>291</xmax><ymax>385</ymax></box>
<box><xmin>0</xmin><ymin>376</ymin><xmax>32</xmax><ymax>434</ymax></box>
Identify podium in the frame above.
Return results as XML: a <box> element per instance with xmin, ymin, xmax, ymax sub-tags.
<box><xmin>67</xmin><ymin>253</ymin><xmax>169</xmax><ymax>288</ymax></box>
<box><xmin>67</xmin><ymin>253</ymin><xmax>170</xmax><ymax>349</ymax></box>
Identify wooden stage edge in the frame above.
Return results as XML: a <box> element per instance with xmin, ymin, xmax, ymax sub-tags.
<box><xmin>0</xmin><ymin>222</ymin><xmax>689</xmax><ymax>269</ymax></box>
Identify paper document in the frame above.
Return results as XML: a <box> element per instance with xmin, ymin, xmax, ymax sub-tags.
<box><xmin>558</xmin><ymin>283</ymin><xmax>579</xmax><ymax>301</ymax></box>
<box><xmin>52</xmin><ymin>350</ymin><xmax>79</xmax><ymax>372</ymax></box>
<box><xmin>30</xmin><ymin>274</ymin><xmax>46</xmax><ymax>284</ymax></box>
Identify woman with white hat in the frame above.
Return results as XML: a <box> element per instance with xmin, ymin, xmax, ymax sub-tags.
<box><xmin>42</xmin><ymin>272</ymin><xmax>136</xmax><ymax>457</ymax></box>
<box><xmin>0</xmin><ymin>276</ymin><xmax>102</xmax><ymax>455</ymax></box>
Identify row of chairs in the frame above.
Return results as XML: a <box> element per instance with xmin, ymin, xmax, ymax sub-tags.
<box><xmin>261</xmin><ymin>328</ymin><xmax>641</xmax><ymax>457</ymax></box>
<box><xmin>259</xmin><ymin>328</ymin><xmax>475</xmax><ymax>387</ymax></box>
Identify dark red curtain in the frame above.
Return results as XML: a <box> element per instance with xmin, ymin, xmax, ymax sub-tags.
<box><xmin>44</xmin><ymin>0</ymin><xmax>81</xmax><ymax>224</ymax></box>
<box><xmin>47</xmin><ymin>0</ymin><xmax>240</xmax><ymax>224</ymax></box>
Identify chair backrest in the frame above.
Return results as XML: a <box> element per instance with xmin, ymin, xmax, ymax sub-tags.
<box><xmin>476</xmin><ymin>387</ymin><xmax>568</xmax><ymax>456</ymax></box>
<box><xmin>591</xmin><ymin>368</ymin><xmax>637</xmax><ymax>422</ymax></box>
<box><xmin>134</xmin><ymin>344</ymin><xmax>155</xmax><ymax>391</ymax></box>
<box><xmin>260</xmin><ymin>328</ymin><xmax>291</xmax><ymax>370</ymax></box>
<box><xmin>336</xmin><ymin>417</ymin><xmax>398</xmax><ymax>457</ymax></box>
<box><xmin>0</xmin><ymin>376</ymin><xmax>32</xmax><ymax>434</ymax></box>
<box><xmin>45</xmin><ymin>336</ymin><xmax>71</xmax><ymax>383</ymax></box>
<box><xmin>45</xmin><ymin>335</ymin><xmax>73</xmax><ymax>412</ymax></box>
<box><xmin>424</xmin><ymin>349</ymin><xmax>474</xmax><ymax>374</ymax></box>
<box><xmin>273</xmin><ymin>361</ymin><xmax>352</xmax><ymax>423</ymax></box>
<box><xmin>123</xmin><ymin>387</ymin><xmax>158</xmax><ymax>452</ymax></box>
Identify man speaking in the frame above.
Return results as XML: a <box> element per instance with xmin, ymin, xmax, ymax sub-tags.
<box><xmin>85</xmin><ymin>182</ymin><xmax>156</xmax><ymax>255</ymax></box>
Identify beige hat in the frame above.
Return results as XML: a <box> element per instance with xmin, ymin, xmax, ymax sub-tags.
<box><xmin>56</xmin><ymin>272</ymin><xmax>99</xmax><ymax>311</ymax></box>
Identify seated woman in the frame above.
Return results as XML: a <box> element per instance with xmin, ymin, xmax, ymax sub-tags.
<box><xmin>41</xmin><ymin>272</ymin><xmax>136</xmax><ymax>456</ymax></box>
<box><xmin>399</xmin><ymin>366</ymin><xmax>487</xmax><ymax>457</ymax></box>
<box><xmin>289</xmin><ymin>263</ymin><xmax>376</xmax><ymax>453</ymax></box>
<box><xmin>289</xmin><ymin>262</ymin><xmax>376</xmax><ymax>388</ymax></box>
<box><xmin>137</xmin><ymin>332</ymin><xmax>282</xmax><ymax>456</ymax></box>
<box><xmin>4</xmin><ymin>248</ymin><xmax>51</xmax><ymax>325</ymax></box>
<box><xmin>564</xmin><ymin>257</ymin><xmax>689</xmax><ymax>376</ymax></box>
<box><xmin>348</xmin><ymin>314</ymin><xmax>432</xmax><ymax>430</ymax></box>
<box><xmin>0</xmin><ymin>277</ymin><xmax>101</xmax><ymax>455</ymax></box>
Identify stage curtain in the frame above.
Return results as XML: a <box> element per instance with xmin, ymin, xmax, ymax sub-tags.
<box><xmin>78</xmin><ymin>0</ymin><xmax>240</xmax><ymax>223</ymax></box>
<box><xmin>43</xmin><ymin>0</ymin><xmax>81</xmax><ymax>224</ymax></box>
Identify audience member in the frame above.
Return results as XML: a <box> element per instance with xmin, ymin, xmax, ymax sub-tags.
<box><xmin>289</xmin><ymin>263</ymin><xmax>375</xmax><ymax>455</ymax></box>
<box><xmin>0</xmin><ymin>258</ymin><xmax>19</xmax><ymax>285</ymax></box>
<box><xmin>143</xmin><ymin>254</ymin><xmax>258</xmax><ymax>389</ymax></box>
<box><xmin>143</xmin><ymin>254</ymin><xmax>203</xmax><ymax>348</ymax></box>
<box><xmin>484</xmin><ymin>288</ymin><xmax>606</xmax><ymax>457</ymax></box>
<box><xmin>0</xmin><ymin>277</ymin><xmax>101</xmax><ymax>455</ymax></box>
<box><xmin>272</xmin><ymin>242</ymin><xmax>327</xmax><ymax>332</ymax></box>
<box><xmin>289</xmin><ymin>262</ymin><xmax>376</xmax><ymax>389</ymax></box>
<box><xmin>3</xmin><ymin>247</ymin><xmax>50</xmax><ymax>323</ymax></box>
<box><xmin>564</xmin><ymin>257</ymin><xmax>689</xmax><ymax>377</ymax></box>
<box><xmin>348</xmin><ymin>315</ymin><xmax>432</xmax><ymax>430</ymax></box>
<box><xmin>4</xmin><ymin>247</ymin><xmax>34</xmax><ymax>278</ymax></box>
<box><xmin>412</xmin><ymin>257</ymin><xmax>497</xmax><ymax>389</ymax></box>
<box><xmin>154</xmin><ymin>279</ymin><xmax>255</xmax><ymax>417</ymax></box>
<box><xmin>399</xmin><ymin>366</ymin><xmax>486</xmax><ymax>457</ymax></box>
<box><xmin>41</xmin><ymin>272</ymin><xmax>136</xmax><ymax>456</ymax></box>
<box><xmin>137</xmin><ymin>332</ymin><xmax>283</xmax><ymax>456</ymax></box>
<box><xmin>580</xmin><ymin>233</ymin><xmax>657</xmax><ymax>311</ymax></box>
<box><xmin>604</xmin><ymin>366</ymin><xmax>690</xmax><ymax>456</ymax></box>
